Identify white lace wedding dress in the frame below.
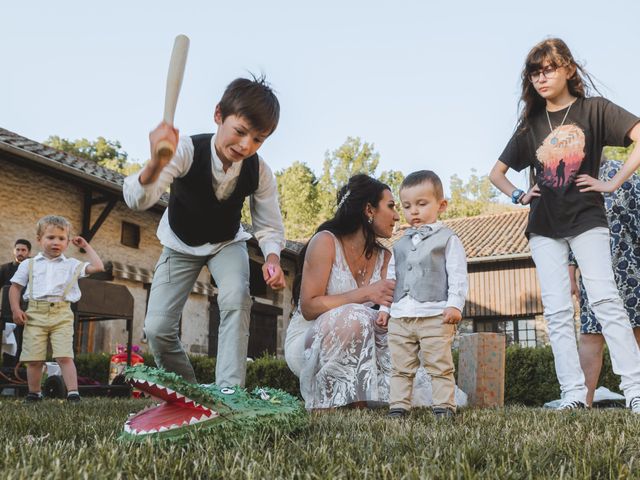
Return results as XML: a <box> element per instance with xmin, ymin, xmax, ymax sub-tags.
<box><xmin>284</xmin><ymin>231</ymin><xmax>468</xmax><ymax>410</ymax></box>
<box><xmin>284</xmin><ymin>231</ymin><xmax>390</xmax><ymax>409</ymax></box>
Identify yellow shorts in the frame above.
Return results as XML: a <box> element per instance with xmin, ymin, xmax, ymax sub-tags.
<box><xmin>19</xmin><ymin>300</ymin><xmax>74</xmax><ymax>362</ymax></box>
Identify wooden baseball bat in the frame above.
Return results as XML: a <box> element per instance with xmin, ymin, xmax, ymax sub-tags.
<box><xmin>155</xmin><ymin>34</ymin><xmax>190</xmax><ymax>159</ymax></box>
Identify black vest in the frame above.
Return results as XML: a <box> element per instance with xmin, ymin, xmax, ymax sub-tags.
<box><xmin>168</xmin><ymin>133</ymin><xmax>260</xmax><ymax>246</ymax></box>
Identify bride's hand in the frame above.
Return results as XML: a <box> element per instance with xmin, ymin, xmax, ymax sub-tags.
<box><xmin>365</xmin><ymin>279</ymin><xmax>395</xmax><ymax>307</ymax></box>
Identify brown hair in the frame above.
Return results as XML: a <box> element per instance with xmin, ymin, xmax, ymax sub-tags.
<box><xmin>217</xmin><ymin>75</ymin><xmax>280</xmax><ymax>135</ymax></box>
<box><xmin>400</xmin><ymin>170</ymin><xmax>444</xmax><ymax>200</ymax></box>
<box><xmin>517</xmin><ymin>38</ymin><xmax>598</xmax><ymax>133</ymax></box>
<box><xmin>292</xmin><ymin>174</ymin><xmax>390</xmax><ymax>305</ymax></box>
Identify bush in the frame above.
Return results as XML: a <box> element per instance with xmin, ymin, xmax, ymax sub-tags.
<box><xmin>58</xmin><ymin>346</ymin><xmax>624</xmax><ymax>406</ymax></box>
<box><xmin>504</xmin><ymin>346</ymin><xmax>560</xmax><ymax>405</ymax></box>
<box><xmin>503</xmin><ymin>345</ymin><xmax>620</xmax><ymax>406</ymax></box>
<box><xmin>75</xmin><ymin>352</ymin><xmax>112</xmax><ymax>384</ymax></box>
<box><xmin>245</xmin><ymin>355</ymin><xmax>300</xmax><ymax>397</ymax></box>
<box><xmin>191</xmin><ymin>355</ymin><xmax>215</xmax><ymax>383</ymax></box>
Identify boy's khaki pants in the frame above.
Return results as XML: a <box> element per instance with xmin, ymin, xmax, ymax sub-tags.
<box><xmin>388</xmin><ymin>315</ymin><xmax>456</xmax><ymax>411</ymax></box>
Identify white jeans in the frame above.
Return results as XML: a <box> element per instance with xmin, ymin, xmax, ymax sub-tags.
<box><xmin>529</xmin><ymin>227</ymin><xmax>640</xmax><ymax>405</ymax></box>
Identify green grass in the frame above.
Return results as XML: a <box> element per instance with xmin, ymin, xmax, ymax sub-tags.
<box><xmin>1</xmin><ymin>398</ymin><xmax>639</xmax><ymax>479</ymax></box>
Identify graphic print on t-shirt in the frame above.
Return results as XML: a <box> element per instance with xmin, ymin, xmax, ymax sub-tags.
<box><xmin>535</xmin><ymin>124</ymin><xmax>585</xmax><ymax>189</ymax></box>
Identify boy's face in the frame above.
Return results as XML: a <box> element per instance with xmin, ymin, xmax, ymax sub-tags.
<box><xmin>213</xmin><ymin>107</ymin><xmax>270</xmax><ymax>168</ymax></box>
<box><xmin>400</xmin><ymin>181</ymin><xmax>447</xmax><ymax>227</ymax></box>
<box><xmin>13</xmin><ymin>244</ymin><xmax>30</xmax><ymax>263</ymax></box>
<box><xmin>37</xmin><ymin>225</ymin><xmax>70</xmax><ymax>259</ymax></box>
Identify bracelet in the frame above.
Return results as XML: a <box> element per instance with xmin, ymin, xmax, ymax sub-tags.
<box><xmin>511</xmin><ymin>189</ymin><xmax>525</xmax><ymax>204</ymax></box>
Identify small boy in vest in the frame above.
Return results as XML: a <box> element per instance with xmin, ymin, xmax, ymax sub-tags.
<box><xmin>9</xmin><ymin>215</ymin><xmax>105</xmax><ymax>403</ymax></box>
<box><xmin>123</xmin><ymin>76</ymin><xmax>286</xmax><ymax>387</ymax></box>
<box><xmin>377</xmin><ymin>170</ymin><xmax>468</xmax><ymax>418</ymax></box>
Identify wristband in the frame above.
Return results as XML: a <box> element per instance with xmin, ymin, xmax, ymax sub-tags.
<box><xmin>511</xmin><ymin>189</ymin><xmax>525</xmax><ymax>204</ymax></box>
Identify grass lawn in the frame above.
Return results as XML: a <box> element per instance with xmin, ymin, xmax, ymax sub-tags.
<box><xmin>0</xmin><ymin>398</ymin><xmax>638</xmax><ymax>479</ymax></box>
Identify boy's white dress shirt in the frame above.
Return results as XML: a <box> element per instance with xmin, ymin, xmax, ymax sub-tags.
<box><xmin>123</xmin><ymin>135</ymin><xmax>285</xmax><ymax>258</ymax></box>
<box><xmin>11</xmin><ymin>253</ymin><xmax>88</xmax><ymax>302</ymax></box>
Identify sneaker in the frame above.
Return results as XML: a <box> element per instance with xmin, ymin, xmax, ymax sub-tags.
<box><xmin>24</xmin><ymin>392</ymin><xmax>43</xmax><ymax>403</ymax></box>
<box><xmin>66</xmin><ymin>393</ymin><xmax>81</xmax><ymax>403</ymax></box>
<box><xmin>629</xmin><ymin>396</ymin><xmax>640</xmax><ymax>414</ymax></box>
<box><xmin>557</xmin><ymin>399</ymin><xmax>586</xmax><ymax>410</ymax></box>
<box><xmin>433</xmin><ymin>407</ymin><xmax>455</xmax><ymax>419</ymax></box>
<box><xmin>387</xmin><ymin>408</ymin><xmax>408</xmax><ymax>418</ymax></box>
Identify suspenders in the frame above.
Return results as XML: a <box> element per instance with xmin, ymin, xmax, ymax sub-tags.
<box><xmin>27</xmin><ymin>259</ymin><xmax>85</xmax><ymax>302</ymax></box>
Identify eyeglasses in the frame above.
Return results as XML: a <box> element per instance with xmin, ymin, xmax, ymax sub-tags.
<box><xmin>528</xmin><ymin>65</ymin><xmax>559</xmax><ymax>83</ymax></box>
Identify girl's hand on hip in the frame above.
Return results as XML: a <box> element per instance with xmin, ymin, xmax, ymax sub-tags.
<box><xmin>520</xmin><ymin>185</ymin><xmax>541</xmax><ymax>205</ymax></box>
<box><xmin>576</xmin><ymin>174</ymin><xmax>614</xmax><ymax>193</ymax></box>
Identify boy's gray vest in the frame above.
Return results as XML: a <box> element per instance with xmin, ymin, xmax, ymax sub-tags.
<box><xmin>392</xmin><ymin>226</ymin><xmax>455</xmax><ymax>303</ymax></box>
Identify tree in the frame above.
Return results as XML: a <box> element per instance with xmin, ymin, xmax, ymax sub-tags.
<box><xmin>276</xmin><ymin>162</ymin><xmax>321</xmax><ymax>239</ymax></box>
<box><xmin>44</xmin><ymin>136</ymin><xmax>140</xmax><ymax>174</ymax></box>
<box><xmin>442</xmin><ymin>169</ymin><xmax>509</xmax><ymax>219</ymax></box>
<box><xmin>317</xmin><ymin>137</ymin><xmax>380</xmax><ymax>221</ymax></box>
<box><xmin>378</xmin><ymin>169</ymin><xmax>405</xmax><ymax>203</ymax></box>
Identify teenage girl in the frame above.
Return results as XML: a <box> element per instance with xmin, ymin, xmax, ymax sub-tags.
<box><xmin>489</xmin><ymin>38</ymin><xmax>640</xmax><ymax>411</ymax></box>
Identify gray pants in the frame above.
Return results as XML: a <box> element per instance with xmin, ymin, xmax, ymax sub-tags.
<box><xmin>144</xmin><ymin>243</ymin><xmax>251</xmax><ymax>386</ymax></box>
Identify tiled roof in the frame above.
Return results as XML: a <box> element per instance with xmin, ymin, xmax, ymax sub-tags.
<box><xmin>381</xmin><ymin>209</ymin><xmax>531</xmax><ymax>262</ymax></box>
<box><xmin>0</xmin><ymin>127</ymin><xmax>137</xmax><ymax>195</ymax></box>
<box><xmin>0</xmin><ymin>127</ymin><xmax>305</xmax><ymax>255</ymax></box>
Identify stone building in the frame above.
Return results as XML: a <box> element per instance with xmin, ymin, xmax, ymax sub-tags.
<box><xmin>0</xmin><ymin>127</ymin><xmax>302</xmax><ymax>359</ymax></box>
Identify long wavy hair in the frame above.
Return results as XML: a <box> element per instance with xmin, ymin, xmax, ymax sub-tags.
<box><xmin>292</xmin><ymin>174</ymin><xmax>390</xmax><ymax>306</ymax></box>
<box><xmin>517</xmin><ymin>38</ymin><xmax>599</xmax><ymax>134</ymax></box>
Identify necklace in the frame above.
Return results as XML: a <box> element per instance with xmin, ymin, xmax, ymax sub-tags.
<box><xmin>356</xmin><ymin>265</ymin><xmax>367</xmax><ymax>286</ymax></box>
<box><xmin>341</xmin><ymin>238</ymin><xmax>369</xmax><ymax>286</ymax></box>
<box><xmin>545</xmin><ymin>101</ymin><xmax>574</xmax><ymax>145</ymax></box>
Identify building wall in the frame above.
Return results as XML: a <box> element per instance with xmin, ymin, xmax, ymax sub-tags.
<box><xmin>0</xmin><ymin>156</ymin><xmax>297</xmax><ymax>358</ymax></box>
<box><xmin>465</xmin><ymin>259</ymin><xmax>543</xmax><ymax>318</ymax></box>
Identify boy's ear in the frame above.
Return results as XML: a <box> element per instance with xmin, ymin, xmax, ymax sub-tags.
<box><xmin>438</xmin><ymin>198</ymin><xmax>448</xmax><ymax>214</ymax></box>
<box><xmin>214</xmin><ymin>104</ymin><xmax>223</xmax><ymax>126</ymax></box>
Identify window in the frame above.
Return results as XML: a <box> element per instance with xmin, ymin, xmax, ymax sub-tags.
<box><xmin>121</xmin><ymin>222</ymin><xmax>140</xmax><ymax>248</ymax></box>
<box><xmin>516</xmin><ymin>319</ymin><xmax>537</xmax><ymax>347</ymax></box>
<box><xmin>474</xmin><ymin>317</ymin><xmax>538</xmax><ymax>347</ymax></box>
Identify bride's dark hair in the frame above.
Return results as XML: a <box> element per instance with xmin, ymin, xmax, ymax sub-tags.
<box><xmin>292</xmin><ymin>174</ymin><xmax>390</xmax><ymax>305</ymax></box>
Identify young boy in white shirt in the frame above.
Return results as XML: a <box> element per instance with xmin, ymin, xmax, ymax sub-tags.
<box><xmin>377</xmin><ymin>170</ymin><xmax>468</xmax><ymax>418</ymax></box>
<box><xmin>10</xmin><ymin>215</ymin><xmax>104</xmax><ymax>402</ymax></box>
<box><xmin>123</xmin><ymin>76</ymin><xmax>286</xmax><ymax>387</ymax></box>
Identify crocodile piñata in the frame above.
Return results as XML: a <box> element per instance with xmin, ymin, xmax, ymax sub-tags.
<box><xmin>121</xmin><ymin>365</ymin><xmax>306</xmax><ymax>442</ymax></box>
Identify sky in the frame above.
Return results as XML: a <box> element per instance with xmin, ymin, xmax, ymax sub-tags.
<box><xmin>2</xmin><ymin>1</ymin><xmax>639</xmax><ymax>196</ymax></box>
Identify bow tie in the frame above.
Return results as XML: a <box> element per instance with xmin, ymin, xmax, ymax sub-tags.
<box><xmin>404</xmin><ymin>225</ymin><xmax>434</xmax><ymax>240</ymax></box>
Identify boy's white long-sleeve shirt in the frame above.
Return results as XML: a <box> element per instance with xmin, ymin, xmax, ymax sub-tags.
<box><xmin>381</xmin><ymin>222</ymin><xmax>468</xmax><ymax>318</ymax></box>
<box><xmin>123</xmin><ymin>135</ymin><xmax>285</xmax><ymax>258</ymax></box>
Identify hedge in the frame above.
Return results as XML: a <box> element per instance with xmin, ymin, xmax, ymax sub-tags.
<box><xmin>504</xmin><ymin>345</ymin><xmax>619</xmax><ymax>406</ymax></box>
<box><xmin>72</xmin><ymin>352</ymin><xmax>300</xmax><ymax>397</ymax></box>
<box><xmin>3</xmin><ymin>346</ymin><xmax>620</xmax><ymax>406</ymax></box>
